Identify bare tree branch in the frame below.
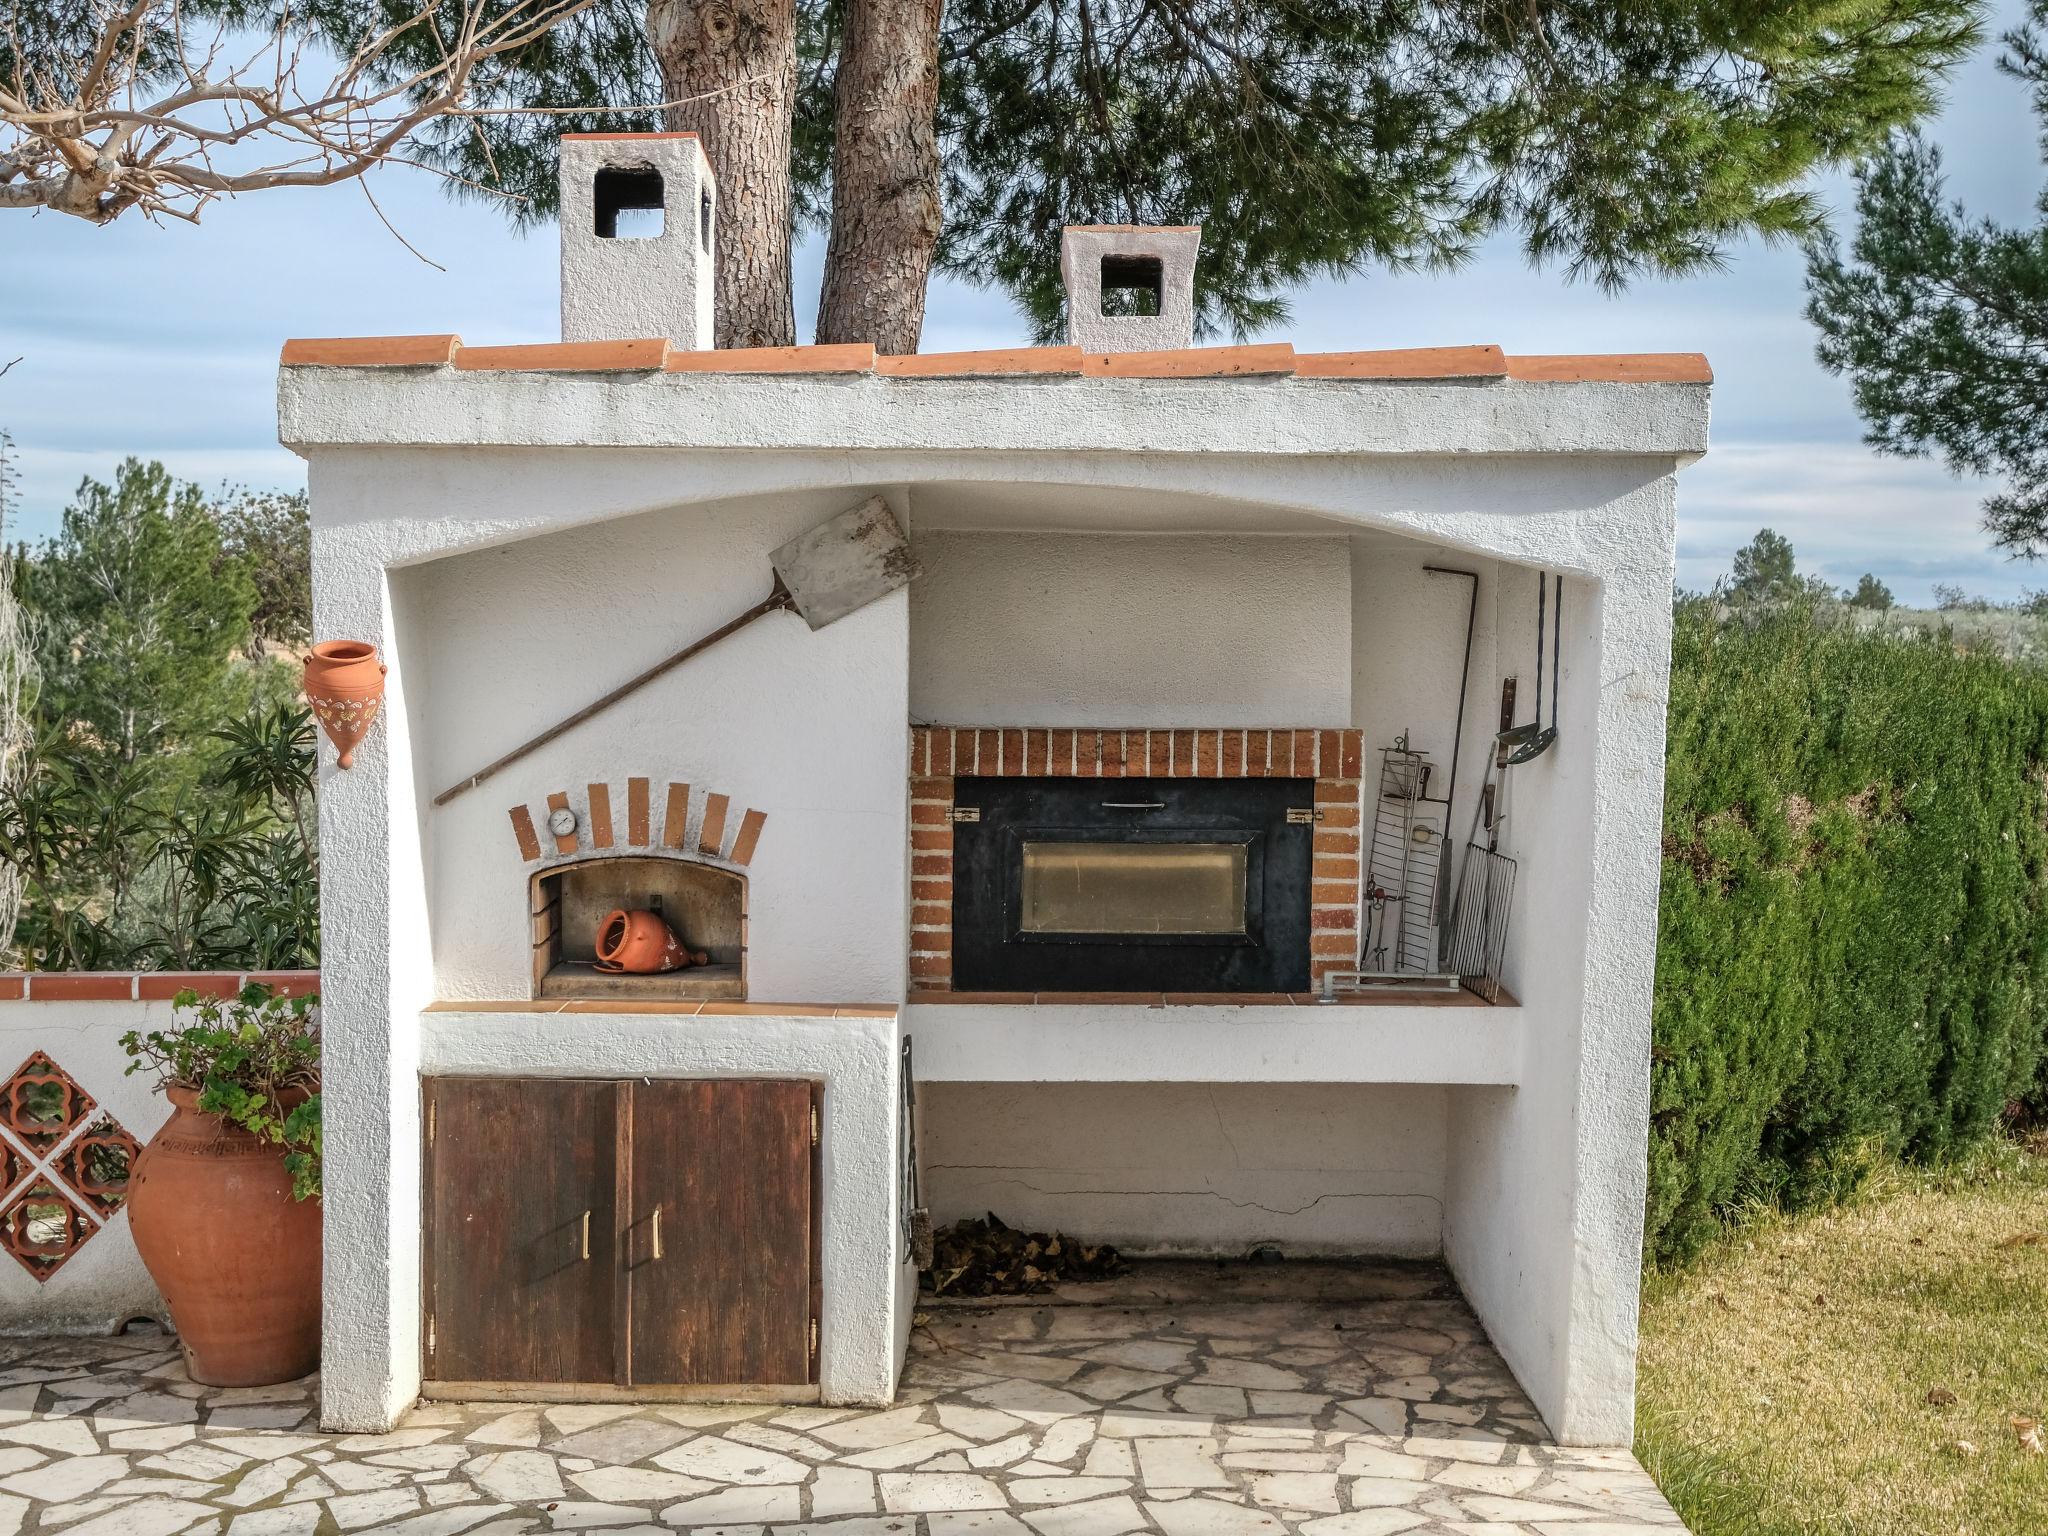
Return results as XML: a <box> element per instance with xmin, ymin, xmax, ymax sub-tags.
<box><xmin>1</xmin><ymin>0</ymin><xmax>755</xmax><ymax>225</ymax></box>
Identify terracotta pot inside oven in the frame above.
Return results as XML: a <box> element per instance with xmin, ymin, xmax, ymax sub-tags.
<box><xmin>594</xmin><ymin>908</ymin><xmax>709</xmax><ymax>974</ymax></box>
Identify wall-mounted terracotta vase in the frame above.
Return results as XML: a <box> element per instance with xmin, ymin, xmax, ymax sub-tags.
<box><xmin>595</xmin><ymin>908</ymin><xmax>709</xmax><ymax>973</ymax></box>
<box><xmin>128</xmin><ymin>1087</ymin><xmax>321</xmax><ymax>1387</ymax></box>
<box><xmin>302</xmin><ymin>640</ymin><xmax>386</xmax><ymax>768</ymax></box>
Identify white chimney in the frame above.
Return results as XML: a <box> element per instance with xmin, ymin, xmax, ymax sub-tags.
<box><xmin>559</xmin><ymin>133</ymin><xmax>715</xmax><ymax>348</ymax></box>
<box><xmin>1061</xmin><ymin>225</ymin><xmax>1200</xmax><ymax>352</ymax></box>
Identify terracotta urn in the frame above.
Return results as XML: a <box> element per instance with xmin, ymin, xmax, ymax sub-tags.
<box><xmin>595</xmin><ymin>908</ymin><xmax>708</xmax><ymax>973</ymax></box>
<box><xmin>128</xmin><ymin>1087</ymin><xmax>321</xmax><ymax>1387</ymax></box>
<box><xmin>302</xmin><ymin>640</ymin><xmax>386</xmax><ymax>768</ymax></box>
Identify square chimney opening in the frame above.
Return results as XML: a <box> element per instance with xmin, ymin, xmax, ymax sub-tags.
<box><xmin>531</xmin><ymin>855</ymin><xmax>745</xmax><ymax>1001</ymax></box>
<box><xmin>593</xmin><ymin>165</ymin><xmax>665</xmax><ymax>240</ymax></box>
<box><xmin>1100</xmin><ymin>253</ymin><xmax>1164</xmax><ymax>317</ymax></box>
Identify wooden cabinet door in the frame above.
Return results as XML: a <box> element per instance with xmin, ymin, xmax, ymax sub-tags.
<box><xmin>423</xmin><ymin>1077</ymin><xmax>621</xmax><ymax>1385</ymax></box>
<box><xmin>627</xmin><ymin>1079</ymin><xmax>814</xmax><ymax>1385</ymax></box>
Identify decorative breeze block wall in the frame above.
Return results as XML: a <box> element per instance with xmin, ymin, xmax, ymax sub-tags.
<box><xmin>908</xmin><ymin>727</ymin><xmax>1363</xmax><ymax>994</ymax></box>
<box><xmin>0</xmin><ymin>971</ymin><xmax>318</xmax><ymax>1327</ymax></box>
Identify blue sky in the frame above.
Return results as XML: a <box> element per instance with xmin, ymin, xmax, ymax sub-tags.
<box><xmin>1</xmin><ymin>2</ymin><xmax>2037</xmax><ymax>603</ymax></box>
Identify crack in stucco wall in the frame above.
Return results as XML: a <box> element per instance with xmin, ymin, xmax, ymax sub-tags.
<box><xmin>924</xmin><ymin>1168</ymin><xmax>1448</xmax><ymax>1222</ymax></box>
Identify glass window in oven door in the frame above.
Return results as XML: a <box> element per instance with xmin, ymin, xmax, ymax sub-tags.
<box><xmin>1019</xmin><ymin>841</ymin><xmax>1248</xmax><ymax>935</ymax></box>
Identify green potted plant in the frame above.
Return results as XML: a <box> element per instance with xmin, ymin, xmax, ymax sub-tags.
<box><xmin>121</xmin><ymin>982</ymin><xmax>322</xmax><ymax>1386</ymax></box>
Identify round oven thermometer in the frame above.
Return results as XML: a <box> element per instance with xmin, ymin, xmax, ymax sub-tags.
<box><xmin>547</xmin><ymin>806</ymin><xmax>578</xmax><ymax>839</ymax></box>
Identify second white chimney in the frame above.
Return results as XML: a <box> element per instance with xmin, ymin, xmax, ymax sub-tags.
<box><xmin>559</xmin><ymin>133</ymin><xmax>715</xmax><ymax>349</ymax></box>
<box><xmin>1061</xmin><ymin>224</ymin><xmax>1200</xmax><ymax>352</ymax></box>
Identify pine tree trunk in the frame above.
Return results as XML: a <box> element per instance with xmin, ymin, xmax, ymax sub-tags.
<box><xmin>646</xmin><ymin>0</ymin><xmax>799</xmax><ymax>348</ymax></box>
<box><xmin>814</xmin><ymin>0</ymin><xmax>943</xmax><ymax>354</ymax></box>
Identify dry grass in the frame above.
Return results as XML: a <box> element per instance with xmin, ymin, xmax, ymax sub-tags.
<box><xmin>1636</xmin><ymin>1140</ymin><xmax>2048</xmax><ymax>1536</ymax></box>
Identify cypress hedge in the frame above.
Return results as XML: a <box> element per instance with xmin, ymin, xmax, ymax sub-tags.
<box><xmin>1647</xmin><ymin>599</ymin><xmax>2048</xmax><ymax>1262</ymax></box>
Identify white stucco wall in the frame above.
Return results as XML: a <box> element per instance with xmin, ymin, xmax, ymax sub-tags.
<box><xmin>310</xmin><ymin>461</ymin><xmax>920</xmax><ymax>1428</ymax></box>
<box><xmin>909</xmin><ymin>531</ymin><xmax>1350</xmax><ymax>726</ymax></box>
<box><xmin>1441</xmin><ymin>551</ymin><xmax>1673</xmax><ymax>1447</ymax></box>
<box><xmin>312</xmin><ymin>531</ymin><xmax>435</xmax><ymax>1432</ymax></box>
<box><xmin>292</xmin><ymin>362</ymin><xmax>1702</xmax><ymax>1444</ymax></box>
<box><xmin>921</xmin><ymin>1081</ymin><xmax>1446</xmax><ymax>1257</ymax></box>
<box><xmin>1349</xmin><ymin>538</ymin><xmax>1503</xmax><ymax>834</ymax></box>
<box><xmin>0</xmin><ymin>999</ymin><xmax>173</xmax><ymax>1333</ymax></box>
<box><xmin>395</xmin><ymin>485</ymin><xmax>911</xmax><ymax>1006</ymax></box>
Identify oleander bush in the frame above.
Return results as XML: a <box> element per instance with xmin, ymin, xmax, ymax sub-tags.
<box><xmin>1648</xmin><ymin>597</ymin><xmax>2048</xmax><ymax>1261</ymax></box>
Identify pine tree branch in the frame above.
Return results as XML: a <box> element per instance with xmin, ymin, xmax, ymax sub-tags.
<box><xmin>0</xmin><ymin>0</ymin><xmax>746</xmax><ymax>224</ymax></box>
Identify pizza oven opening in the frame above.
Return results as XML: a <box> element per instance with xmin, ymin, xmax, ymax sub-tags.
<box><xmin>529</xmin><ymin>855</ymin><xmax>746</xmax><ymax>1001</ymax></box>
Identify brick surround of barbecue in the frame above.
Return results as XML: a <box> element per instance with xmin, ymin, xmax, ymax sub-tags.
<box><xmin>907</xmin><ymin>726</ymin><xmax>1364</xmax><ymax>994</ymax></box>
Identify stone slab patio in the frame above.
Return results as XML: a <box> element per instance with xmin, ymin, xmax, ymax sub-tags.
<box><xmin>0</xmin><ymin>1261</ymin><xmax>1685</xmax><ymax>1535</ymax></box>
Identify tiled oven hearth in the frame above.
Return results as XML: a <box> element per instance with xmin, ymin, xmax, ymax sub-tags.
<box><xmin>910</xmin><ymin>726</ymin><xmax>1362</xmax><ymax>994</ymax></box>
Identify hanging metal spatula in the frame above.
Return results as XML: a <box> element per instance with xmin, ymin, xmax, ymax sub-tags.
<box><xmin>434</xmin><ymin>496</ymin><xmax>920</xmax><ymax>806</ymax></box>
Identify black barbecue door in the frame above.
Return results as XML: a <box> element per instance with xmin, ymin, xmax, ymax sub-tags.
<box><xmin>950</xmin><ymin>776</ymin><xmax>1313</xmax><ymax>993</ymax></box>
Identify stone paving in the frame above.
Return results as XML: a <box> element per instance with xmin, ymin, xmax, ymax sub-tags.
<box><xmin>0</xmin><ymin>1262</ymin><xmax>1685</xmax><ymax>1535</ymax></box>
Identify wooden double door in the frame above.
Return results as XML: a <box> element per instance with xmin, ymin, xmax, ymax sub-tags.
<box><xmin>422</xmin><ymin>1077</ymin><xmax>817</xmax><ymax>1392</ymax></box>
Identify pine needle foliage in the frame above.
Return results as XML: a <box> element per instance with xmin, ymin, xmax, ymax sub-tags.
<box><xmin>1806</xmin><ymin>2</ymin><xmax>2048</xmax><ymax>554</ymax></box>
<box><xmin>348</xmin><ymin>0</ymin><xmax>1983</xmax><ymax>340</ymax></box>
<box><xmin>1649</xmin><ymin>597</ymin><xmax>2048</xmax><ymax>1261</ymax></box>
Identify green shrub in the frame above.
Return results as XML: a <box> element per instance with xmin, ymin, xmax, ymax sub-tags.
<box><xmin>1648</xmin><ymin>599</ymin><xmax>2048</xmax><ymax>1261</ymax></box>
<box><xmin>121</xmin><ymin>982</ymin><xmax>323</xmax><ymax>1200</ymax></box>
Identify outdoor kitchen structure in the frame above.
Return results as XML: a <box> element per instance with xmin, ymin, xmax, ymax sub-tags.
<box><xmin>281</xmin><ymin>133</ymin><xmax>1709</xmax><ymax>1447</ymax></box>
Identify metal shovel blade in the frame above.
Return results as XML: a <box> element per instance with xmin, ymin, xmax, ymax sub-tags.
<box><xmin>1505</xmin><ymin>727</ymin><xmax>1556</xmax><ymax>766</ymax></box>
<box><xmin>771</xmin><ymin>496</ymin><xmax>922</xmax><ymax>630</ymax></box>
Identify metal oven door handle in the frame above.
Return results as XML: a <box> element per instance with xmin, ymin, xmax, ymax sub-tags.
<box><xmin>1098</xmin><ymin>801</ymin><xmax>1166</xmax><ymax>810</ymax></box>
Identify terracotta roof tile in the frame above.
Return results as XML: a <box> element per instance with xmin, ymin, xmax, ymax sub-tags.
<box><xmin>277</xmin><ymin>336</ymin><xmax>1711</xmax><ymax>385</ymax></box>
<box><xmin>454</xmin><ymin>339</ymin><xmax>668</xmax><ymax>372</ymax></box>
<box><xmin>1506</xmin><ymin>353</ymin><xmax>1712</xmax><ymax>384</ymax></box>
<box><xmin>876</xmin><ymin>347</ymin><xmax>1084</xmax><ymax>377</ymax></box>
<box><xmin>664</xmin><ymin>343</ymin><xmax>875</xmax><ymax>374</ymax></box>
<box><xmin>1081</xmin><ymin>343</ymin><xmax>1296</xmax><ymax>378</ymax></box>
<box><xmin>1297</xmin><ymin>346</ymin><xmax>1506</xmax><ymax>379</ymax></box>
<box><xmin>280</xmin><ymin>335</ymin><xmax>460</xmax><ymax>367</ymax></box>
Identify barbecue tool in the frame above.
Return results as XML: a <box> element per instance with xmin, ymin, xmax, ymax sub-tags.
<box><xmin>1320</xmin><ymin>736</ymin><xmax>1462</xmax><ymax>1002</ymax></box>
<box><xmin>901</xmin><ymin>1037</ymin><xmax>933</xmax><ymax>1269</ymax></box>
<box><xmin>1506</xmin><ymin>572</ymin><xmax>1562</xmax><ymax>766</ymax></box>
<box><xmin>435</xmin><ymin>496</ymin><xmax>921</xmax><ymax>805</ymax></box>
<box><xmin>1362</xmin><ymin>739</ymin><xmax>1445</xmax><ymax>974</ymax></box>
<box><xmin>1423</xmin><ymin>565</ymin><xmax>1479</xmax><ymax>928</ymax></box>
<box><xmin>1443</xmin><ymin>831</ymin><xmax>1517</xmax><ymax>1003</ymax></box>
<box><xmin>1437</xmin><ymin>679</ymin><xmax>1529</xmax><ymax>998</ymax></box>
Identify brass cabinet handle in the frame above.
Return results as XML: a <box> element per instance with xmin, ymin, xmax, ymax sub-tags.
<box><xmin>652</xmin><ymin>1205</ymin><xmax>663</xmax><ymax>1261</ymax></box>
<box><xmin>581</xmin><ymin>1209</ymin><xmax>591</xmax><ymax>1261</ymax></box>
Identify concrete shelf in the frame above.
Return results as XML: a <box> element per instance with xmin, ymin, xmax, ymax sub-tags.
<box><xmin>904</xmin><ymin>998</ymin><xmax>1523</xmax><ymax>1085</ymax></box>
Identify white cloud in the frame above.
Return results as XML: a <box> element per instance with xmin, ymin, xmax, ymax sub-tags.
<box><xmin>1677</xmin><ymin>442</ymin><xmax>2024</xmax><ymax>605</ymax></box>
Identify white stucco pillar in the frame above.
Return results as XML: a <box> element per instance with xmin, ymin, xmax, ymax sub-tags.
<box><xmin>1442</xmin><ymin>482</ymin><xmax>1675</xmax><ymax>1446</ymax></box>
<box><xmin>310</xmin><ymin>469</ymin><xmax>434</xmax><ymax>1432</ymax></box>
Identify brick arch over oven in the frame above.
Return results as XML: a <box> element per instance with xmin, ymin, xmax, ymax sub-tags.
<box><xmin>506</xmin><ymin>777</ymin><xmax>767</xmax><ymax>867</ymax></box>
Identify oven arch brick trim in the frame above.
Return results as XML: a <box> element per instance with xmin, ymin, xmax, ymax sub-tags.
<box><xmin>908</xmin><ymin>726</ymin><xmax>1362</xmax><ymax>992</ymax></box>
<box><xmin>508</xmin><ymin>778</ymin><xmax>768</xmax><ymax>867</ymax></box>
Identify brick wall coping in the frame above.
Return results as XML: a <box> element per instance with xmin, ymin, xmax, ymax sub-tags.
<box><xmin>0</xmin><ymin>971</ymin><xmax>320</xmax><ymax>1002</ymax></box>
<box><xmin>912</xmin><ymin>725</ymin><xmax>1364</xmax><ymax>780</ymax></box>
